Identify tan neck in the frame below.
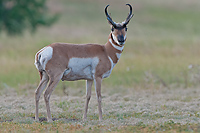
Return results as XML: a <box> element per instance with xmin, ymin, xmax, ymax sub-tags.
<box><xmin>105</xmin><ymin>33</ymin><xmax>124</xmax><ymax>64</ymax></box>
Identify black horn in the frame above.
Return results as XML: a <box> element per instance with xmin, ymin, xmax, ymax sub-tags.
<box><xmin>123</xmin><ymin>4</ymin><xmax>134</xmax><ymax>26</ymax></box>
<box><xmin>105</xmin><ymin>5</ymin><xmax>117</xmax><ymax>28</ymax></box>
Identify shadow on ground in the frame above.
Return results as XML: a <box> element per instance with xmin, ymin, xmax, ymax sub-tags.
<box><xmin>31</xmin><ymin>117</ymin><xmax>79</xmax><ymax>122</ymax></box>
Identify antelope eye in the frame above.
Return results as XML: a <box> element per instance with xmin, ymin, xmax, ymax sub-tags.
<box><xmin>125</xmin><ymin>27</ymin><xmax>128</xmax><ymax>31</ymax></box>
<box><xmin>111</xmin><ymin>27</ymin><xmax>114</xmax><ymax>31</ymax></box>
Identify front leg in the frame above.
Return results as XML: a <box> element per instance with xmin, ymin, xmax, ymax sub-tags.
<box><xmin>94</xmin><ymin>77</ymin><xmax>103</xmax><ymax>121</ymax></box>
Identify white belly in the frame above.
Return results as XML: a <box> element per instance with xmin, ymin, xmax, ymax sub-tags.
<box><xmin>62</xmin><ymin>57</ymin><xmax>99</xmax><ymax>81</ymax></box>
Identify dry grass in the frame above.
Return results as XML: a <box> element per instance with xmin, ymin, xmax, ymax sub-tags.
<box><xmin>1</xmin><ymin>87</ymin><xmax>200</xmax><ymax>132</ymax></box>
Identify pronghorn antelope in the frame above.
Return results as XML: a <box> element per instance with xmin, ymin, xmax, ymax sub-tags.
<box><xmin>34</xmin><ymin>4</ymin><xmax>133</xmax><ymax>122</ymax></box>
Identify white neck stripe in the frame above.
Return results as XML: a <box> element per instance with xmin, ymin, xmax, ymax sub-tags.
<box><xmin>116</xmin><ymin>53</ymin><xmax>121</xmax><ymax>59</ymax></box>
<box><xmin>109</xmin><ymin>39</ymin><xmax>124</xmax><ymax>51</ymax></box>
<box><xmin>108</xmin><ymin>56</ymin><xmax>116</xmax><ymax>69</ymax></box>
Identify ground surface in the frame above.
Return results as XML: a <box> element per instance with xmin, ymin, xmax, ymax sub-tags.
<box><xmin>1</xmin><ymin>87</ymin><xmax>200</xmax><ymax>132</ymax></box>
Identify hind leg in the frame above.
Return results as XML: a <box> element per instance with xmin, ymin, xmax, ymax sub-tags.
<box><xmin>43</xmin><ymin>72</ymin><xmax>63</xmax><ymax>122</ymax></box>
<box><xmin>35</xmin><ymin>71</ymin><xmax>49</xmax><ymax>121</ymax></box>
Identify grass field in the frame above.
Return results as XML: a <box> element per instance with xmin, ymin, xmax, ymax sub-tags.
<box><xmin>0</xmin><ymin>0</ymin><xmax>200</xmax><ymax>132</ymax></box>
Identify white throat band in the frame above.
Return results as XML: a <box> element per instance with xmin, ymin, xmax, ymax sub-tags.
<box><xmin>109</xmin><ymin>38</ymin><xmax>124</xmax><ymax>51</ymax></box>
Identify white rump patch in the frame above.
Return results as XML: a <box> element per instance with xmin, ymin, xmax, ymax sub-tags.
<box><xmin>35</xmin><ymin>46</ymin><xmax>53</xmax><ymax>71</ymax></box>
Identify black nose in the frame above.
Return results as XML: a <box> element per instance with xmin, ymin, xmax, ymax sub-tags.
<box><xmin>117</xmin><ymin>35</ymin><xmax>124</xmax><ymax>44</ymax></box>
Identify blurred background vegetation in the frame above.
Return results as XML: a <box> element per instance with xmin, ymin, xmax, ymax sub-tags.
<box><xmin>0</xmin><ymin>0</ymin><xmax>58</xmax><ymax>35</ymax></box>
<box><xmin>0</xmin><ymin>0</ymin><xmax>200</xmax><ymax>94</ymax></box>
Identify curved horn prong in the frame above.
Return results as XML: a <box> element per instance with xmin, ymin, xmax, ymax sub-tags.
<box><xmin>123</xmin><ymin>4</ymin><xmax>134</xmax><ymax>26</ymax></box>
<box><xmin>105</xmin><ymin>5</ymin><xmax>117</xmax><ymax>27</ymax></box>
<box><xmin>126</xmin><ymin>4</ymin><xmax>132</xmax><ymax>19</ymax></box>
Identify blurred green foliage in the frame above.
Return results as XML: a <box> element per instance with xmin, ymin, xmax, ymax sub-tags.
<box><xmin>0</xmin><ymin>0</ymin><xmax>58</xmax><ymax>35</ymax></box>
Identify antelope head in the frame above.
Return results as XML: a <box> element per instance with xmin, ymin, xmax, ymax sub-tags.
<box><xmin>105</xmin><ymin>4</ymin><xmax>134</xmax><ymax>45</ymax></box>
